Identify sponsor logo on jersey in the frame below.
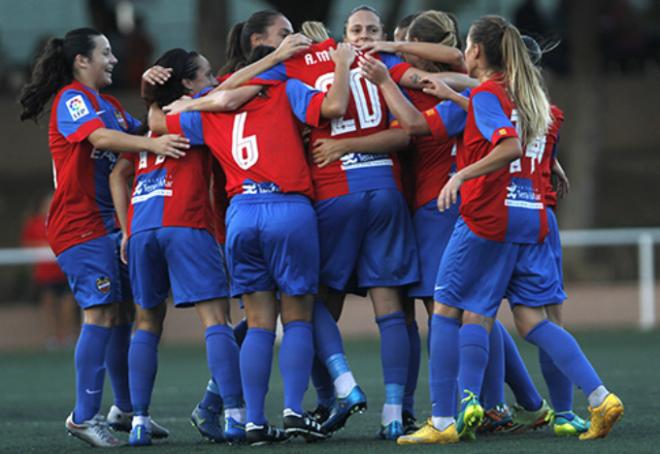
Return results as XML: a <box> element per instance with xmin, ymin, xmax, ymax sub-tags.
<box><xmin>131</xmin><ymin>174</ymin><xmax>173</xmax><ymax>204</ymax></box>
<box><xmin>505</xmin><ymin>178</ymin><xmax>543</xmax><ymax>209</ymax></box>
<box><xmin>241</xmin><ymin>180</ymin><xmax>282</xmax><ymax>194</ymax></box>
<box><xmin>339</xmin><ymin>152</ymin><xmax>393</xmax><ymax>170</ymax></box>
<box><xmin>65</xmin><ymin>95</ymin><xmax>89</xmax><ymax>121</ymax></box>
<box><xmin>96</xmin><ymin>276</ymin><xmax>111</xmax><ymax>294</ymax></box>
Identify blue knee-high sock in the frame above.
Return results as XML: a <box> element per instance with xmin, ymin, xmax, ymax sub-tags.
<box><xmin>499</xmin><ymin>321</ymin><xmax>543</xmax><ymax>410</ymax></box>
<box><xmin>430</xmin><ymin>314</ymin><xmax>459</xmax><ymax>417</ymax></box>
<box><xmin>73</xmin><ymin>324</ymin><xmax>112</xmax><ymax>423</ymax></box>
<box><xmin>404</xmin><ymin>320</ymin><xmax>421</xmax><ymax>415</ymax></box>
<box><xmin>539</xmin><ymin>348</ymin><xmax>573</xmax><ymax>413</ymax></box>
<box><xmin>481</xmin><ymin>321</ymin><xmax>505</xmax><ymax>409</ymax></box>
<box><xmin>105</xmin><ymin>323</ymin><xmax>132</xmax><ymax>412</ymax></box>
<box><xmin>376</xmin><ymin>312</ymin><xmax>409</xmax><ymax>389</ymax></box>
<box><xmin>525</xmin><ymin>320</ymin><xmax>602</xmax><ymax>397</ymax></box>
<box><xmin>280</xmin><ymin>321</ymin><xmax>314</xmax><ymax>414</ymax></box>
<box><xmin>376</xmin><ymin>312</ymin><xmax>409</xmax><ymax>409</ymax></box>
<box><xmin>206</xmin><ymin>324</ymin><xmax>243</xmax><ymax>409</ymax></box>
<box><xmin>311</xmin><ymin>356</ymin><xmax>335</xmax><ymax>407</ymax></box>
<box><xmin>233</xmin><ymin>318</ymin><xmax>248</xmax><ymax>347</ymax></box>
<box><xmin>458</xmin><ymin>324</ymin><xmax>489</xmax><ymax>406</ymax></box>
<box><xmin>313</xmin><ymin>300</ymin><xmax>345</xmax><ymax>361</ymax></box>
<box><xmin>128</xmin><ymin>330</ymin><xmax>160</xmax><ymax>416</ymax></box>
<box><xmin>199</xmin><ymin>379</ymin><xmax>224</xmax><ymax>413</ymax></box>
<box><xmin>240</xmin><ymin>328</ymin><xmax>275</xmax><ymax>425</ymax></box>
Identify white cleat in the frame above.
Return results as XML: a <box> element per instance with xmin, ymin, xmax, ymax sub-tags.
<box><xmin>65</xmin><ymin>413</ymin><xmax>125</xmax><ymax>447</ymax></box>
<box><xmin>106</xmin><ymin>405</ymin><xmax>170</xmax><ymax>439</ymax></box>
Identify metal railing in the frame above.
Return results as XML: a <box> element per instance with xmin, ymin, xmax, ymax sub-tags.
<box><xmin>1</xmin><ymin>227</ymin><xmax>658</xmax><ymax>329</ymax></box>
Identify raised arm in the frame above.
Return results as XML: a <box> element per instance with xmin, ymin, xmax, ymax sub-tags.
<box><xmin>217</xmin><ymin>33</ymin><xmax>312</xmax><ymax>90</ymax></box>
<box><xmin>360</xmin><ymin>55</ymin><xmax>430</xmax><ymax>136</ymax></box>
<box><xmin>312</xmin><ymin>128</ymin><xmax>410</xmax><ymax>167</ymax></box>
<box><xmin>421</xmin><ymin>74</ymin><xmax>469</xmax><ymax>111</ymax></box>
<box><xmin>361</xmin><ymin>41</ymin><xmax>466</xmax><ymax>72</ymax></box>
<box><xmin>109</xmin><ymin>157</ymin><xmax>134</xmax><ymax>264</ymax></box>
<box><xmin>162</xmin><ymin>86</ymin><xmax>263</xmax><ymax>115</ymax></box>
<box><xmin>320</xmin><ymin>43</ymin><xmax>355</xmax><ymax>118</ymax></box>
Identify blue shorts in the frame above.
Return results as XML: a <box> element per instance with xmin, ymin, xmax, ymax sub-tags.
<box><xmin>225</xmin><ymin>194</ymin><xmax>319</xmax><ymax>297</ymax></box>
<box><xmin>408</xmin><ymin>199</ymin><xmax>459</xmax><ymax>298</ymax></box>
<box><xmin>434</xmin><ymin>218</ymin><xmax>561</xmax><ymax>317</ymax></box>
<box><xmin>128</xmin><ymin>227</ymin><xmax>229</xmax><ymax>308</ymax></box>
<box><xmin>542</xmin><ymin>207</ymin><xmax>567</xmax><ymax>303</ymax></box>
<box><xmin>56</xmin><ymin>231</ymin><xmax>130</xmax><ymax>309</ymax></box>
<box><xmin>315</xmin><ymin>189</ymin><xmax>419</xmax><ymax>291</ymax></box>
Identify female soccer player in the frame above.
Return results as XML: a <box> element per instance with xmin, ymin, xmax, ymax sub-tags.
<box><xmin>362</xmin><ymin>15</ymin><xmax>623</xmax><ymax>444</ymax></box>
<box><xmin>19</xmin><ymin>28</ymin><xmax>188</xmax><ymax>447</ymax></box>
<box><xmin>150</xmin><ymin>42</ymin><xmax>356</xmax><ymax>446</ymax></box>
<box><xmin>110</xmin><ymin>48</ymin><xmax>248</xmax><ymax>446</ymax></box>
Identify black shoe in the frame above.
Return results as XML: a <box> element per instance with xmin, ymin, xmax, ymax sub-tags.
<box><xmin>245</xmin><ymin>422</ymin><xmax>289</xmax><ymax>446</ymax></box>
<box><xmin>402</xmin><ymin>411</ymin><xmax>420</xmax><ymax>435</ymax></box>
<box><xmin>283</xmin><ymin>409</ymin><xmax>327</xmax><ymax>442</ymax></box>
<box><xmin>307</xmin><ymin>404</ymin><xmax>331</xmax><ymax>425</ymax></box>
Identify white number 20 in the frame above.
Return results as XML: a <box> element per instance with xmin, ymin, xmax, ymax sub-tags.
<box><xmin>232</xmin><ymin>112</ymin><xmax>259</xmax><ymax>170</ymax></box>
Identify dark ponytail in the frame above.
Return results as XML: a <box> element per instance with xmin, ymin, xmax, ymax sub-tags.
<box><xmin>217</xmin><ymin>10</ymin><xmax>282</xmax><ymax>76</ymax></box>
<box><xmin>151</xmin><ymin>49</ymin><xmax>201</xmax><ymax>107</ymax></box>
<box><xmin>20</xmin><ymin>27</ymin><xmax>101</xmax><ymax>122</ymax></box>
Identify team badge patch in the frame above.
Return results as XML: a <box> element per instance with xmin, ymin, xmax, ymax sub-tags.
<box><xmin>65</xmin><ymin>95</ymin><xmax>90</xmax><ymax>121</ymax></box>
<box><xmin>498</xmin><ymin>128</ymin><xmax>508</xmax><ymax>136</ymax></box>
<box><xmin>114</xmin><ymin>110</ymin><xmax>127</xmax><ymax>129</ymax></box>
<box><xmin>96</xmin><ymin>276</ymin><xmax>111</xmax><ymax>294</ymax></box>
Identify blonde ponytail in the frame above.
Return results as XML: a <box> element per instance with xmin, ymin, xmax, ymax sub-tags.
<box><xmin>501</xmin><ymin>25</ymin><xmax>551</xmax><ymax>143</ymax></box>
<box><xmin>301</xmin><ymin>21</ymin><xmax>330</xmax><ymax>43</ymax></box>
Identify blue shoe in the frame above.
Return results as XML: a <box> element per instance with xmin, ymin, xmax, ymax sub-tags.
<box><xmin>191</xmin><ymin>405</ymin><xmax>225</xmax><ymax>443</ymax></box>
<box><xmin>129</xmin><ymin>424</ymin><xmax>152</xmax><ymax>446</ymax></box>
<box><xmin>554</xmin><ymin>411</ymin><xmax>590</xmax><ymax>437</ymax></box>
<box><xmin>378</xmin><ymin>420</ymin><xmax>404</xmax><ymax>440</ymax></box>
<box><xmin>321</xmin><ymin>386</ymin><xmax>367</xmax><ymax>434</ymax></box>
<box><xmin>224</xmin><ymin>416</ymin><xmax>246</xmax><ymax>443</ymax></box>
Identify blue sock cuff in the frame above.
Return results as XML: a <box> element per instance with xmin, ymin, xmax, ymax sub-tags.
<box><xmin>82</xmin><ymin>323</ymin><xmax>112</xmax><ymax>335</ymax></box>
<box><xmin>283</xmin><ymin>320</ymin><xmax>312</xmax><ymax>332</ymax></box>
<box><xmin>223</xmin><ymin>394</ymin><xmax>243</xmax><ymax>409</ymax></box>
<box><xmin>133</xmin><ymin>329</ymin><xmax>160</xmax><ymax>345</ymax></box>
<box><xmin>376</xmin><ymin>311</ymin><xmax>405</xmax><ymax>327</ymax></box>
<box><xmin>385</xmin><ymin>383</ymin><xmax>405</xmax><ymax>404</ymax></box>
<box><xmin>247</xmin><ymin>327</ymin><xmax>276</xmax><ymax>340</ymax></box>
<box><xmin>205</xmin><ymin>323</ymin><xmax>232</xmax><ymax>339</ymax></box>
<box><xmin>432</xmin><ymin>314</ymin><xmax>460</xmax><ymax>326</ymax></box>
<box><xmin>326</xmin><ymin>353</ymin><xmax>350</xmax><ymax>377</ymax></box>
<box><xmin>460</xmin><ymin>324</ymin><xmax>489</xmax><ymax>350</ymax></box>
<box><xmin>525</xmin><ymin>319</ymin><xmax>551</xmax><ymax>342</ymax></box>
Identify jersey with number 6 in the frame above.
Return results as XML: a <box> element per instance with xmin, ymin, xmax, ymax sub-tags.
<box><xmin>251</xmin><ymin>38</ymin><xmax>412</xmax><ymax>200</ymax></box>
<box><xmin>166</xmin><ymin>81</ymin><xmax>323</xmax><ymax>199</ymax></box>
<box><xmin>462</xmin><ymin>79</ymin><xmax>548</xmax><ymax>244</ymax></box>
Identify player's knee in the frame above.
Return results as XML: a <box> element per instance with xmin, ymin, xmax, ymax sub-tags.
<box><xmin>433</xmin><ymin>301</ymin><xmax>461</xmax><ymax>320</ymax></box>
<box><xmin>135</xmin><ymin>305</ymin><xmax>166</xmax><ymax>335</ymax></box>
<box><xmin>280</xmin><ymin>295</ymin><xmax>314</xmax><ymax>324</ymax></box>
<box><xmin>195</xmin><ymin>298</ymin><xmax>230</xmax><ymax>328</ymax></box>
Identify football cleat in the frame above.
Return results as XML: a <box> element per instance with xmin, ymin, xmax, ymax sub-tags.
<box><xmin>321</xmin><ymin>385</ymin><xmax>367</xmax><ymax>433</ymax></box>
<box><xmin>128</xmin><ymin>424</ymin><xmax>152</xmax><ymax>446</ymax></box>
<box><xmin>402</xmin><ymin>411</ymin><xmax>420</xmax><ymax>434</ymax></box>
<box><xmin>224</xmin><ymin>416</ymin><xmax>247</xmax><ymax>443</ymax></box>
<box><xmin>307</xmin><ymin>404</ymin><xmax>332</xmax><ymax>425</ymax></box>
<box><xmin>579</xmin><ymin>393</ymin><xmax>623</xmax><ymax>440</ymax></box>
<box><xmin>378</xmin><ymin>420</ymin><xmax>404</xmax><ymax>440</ymax></box>
<box><xmin>65</xmin><ymin>413</ymin><xmax>125</xmax><ymax>447</ymax></box>
<box><xmin>245</xmin><ymin>422</ymin><xmax>290</xmax><ymax>446</ymax></box>
<box><xmin>553</xmin><ymin>411</ymin><xmax>590</xmax><ymax>436</ymax></box>
<box><xmin>283</xmin><ymin>409</ymin><xmax>327</xmax><ymax>442</ymax></box>
<box><xmin>507</xmin><ymin>399</ymin><xmax>552</xmax><ymax>433</ymax></box>
<box><xmin>478</xmin><ymin>404</ymin><xmax>514</xmax><ymax>433</ymax></box>
<box><xmin>396</xmin><ymin>419</ymin><xmax>459</xmax><ymax>445</ymax></box>
<box><xmin>456</xmin><ymin>391</ymin><xmax>484</xmax><ymax>441</ymax></box>
<box><xmin>107</xmin><ymin>404</ymin><xmax>170</xmax><ymax>439</ymax></box>
<box><xmin>190</xmin><ymin>405</ymin><xmax>224</xmax><ymax>443</ymax></box>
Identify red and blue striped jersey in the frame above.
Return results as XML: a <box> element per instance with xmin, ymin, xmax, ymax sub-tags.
<box><xmin>460</xmin><ymin>79</ymin><xmax>548</xmax><ymax>243</ymax></box>
<box><xmin>541</xmin><ymin>105</ymin><xmax>564</xmax><ymax>207</ymax></box>
<box><xmin>166</xmin><ymin>81</ymin><xmax>323</xmax><ymax>200</ymax></box>
<box><xmin>251</xmin><ymin>38</ymin><xmax>412</xmax><ymax>200</ymax></box>
<box><xmin>48</xmin><ymin>81</ymin><xmax>140</xmax><ymax>255</ymax></box>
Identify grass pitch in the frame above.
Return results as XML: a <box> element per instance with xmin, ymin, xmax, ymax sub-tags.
<box><xmin>1</xmin><ymin>329</ymin><xmax>658</xmax><ymax>453</ymax></box>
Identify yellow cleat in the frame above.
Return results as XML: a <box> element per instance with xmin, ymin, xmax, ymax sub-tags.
<box><xmin>579</xmin><ymin>393</ymin><xmax>624</xmax><ymax>440</ymax></box>
<box><xmin>396</xmin><ymin>419</ymin><xmax>459</xmax><ymax>445</ymax></box>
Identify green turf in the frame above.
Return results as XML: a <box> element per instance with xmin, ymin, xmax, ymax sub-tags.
<box><xmin>1</xmin><ymin>330</ymin><xmax>658</xmax><ymax>453</ymax></box>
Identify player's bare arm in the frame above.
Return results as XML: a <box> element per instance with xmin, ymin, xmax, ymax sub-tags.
<box><xmin>88</xmin><ymin>128</ymin><xmax>189</xmax><ymax>158</ymax></box>
<box><xmin>312</xmin><ymin>129</ymin><xmax>410</xmax><ymax>167</ymax></box>
<box><xmin>320</xmin><ymin>43</ymin><xmax>355</xmax><ymax>118</ymax></box>
<box><xmin>361</xmin><ymin>40</ymin><xmax>466</xmax><ymax>72</ymax></box>
<box><xmin>108</xmin><ymin>157</ymin><xmax>134</xmax><ymax>264</ymax></box>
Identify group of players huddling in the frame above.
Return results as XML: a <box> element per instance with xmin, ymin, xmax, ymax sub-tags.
<box><xmin>19</xmin><ymin>3</ymin><xmax>624</xmax><ymax>448</ymax></box>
